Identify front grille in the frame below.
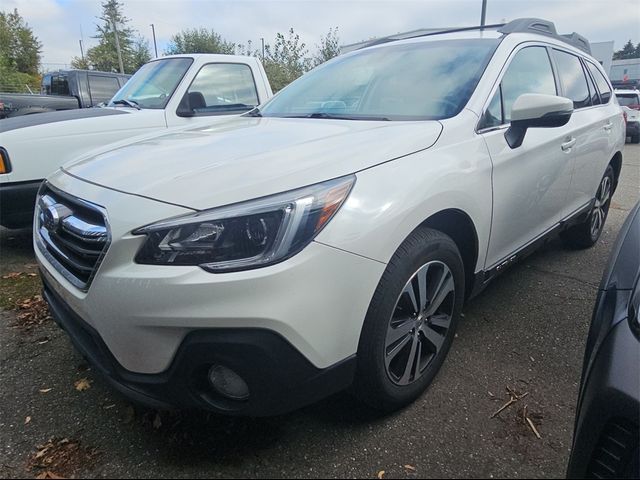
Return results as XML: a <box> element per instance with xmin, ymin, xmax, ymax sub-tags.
<box><xmin>586</xmin><ymin>419</ymin><xmax>639</xmax><ymax>479</ymax></box>
<box><xmin>36</xmin><ymin>184</ymin><xmax>110</xmax><ymax>291</ymax></box>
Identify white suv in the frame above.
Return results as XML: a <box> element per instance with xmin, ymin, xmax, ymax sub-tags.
<box><xmin>36</xmin><ymin>18</ymin><xmax>625</xmax><ymax>416</ymax></box>
<box><xmin>615</xmin><ymin>88</ymin><xmax>640</xmax><ymax>143</ymax></box>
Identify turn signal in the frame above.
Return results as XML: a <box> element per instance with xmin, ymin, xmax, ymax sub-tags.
<box><xmin>0</xmin><ymin>149</ymin><xmax>10</xmax><ymax>174</ymax></box>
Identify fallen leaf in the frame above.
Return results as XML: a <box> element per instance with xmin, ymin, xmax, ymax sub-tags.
<box><xmin>377</xmin><ymin>471</ymin><xmax>385</xmax><ymax>479</ymax></box>
<box><xmin>74</xmin><ymin>378</ymin><xmax>91</xmax><ymax>392</ymax></box>
<box><xmin>2</xmin><ymin>272</ymin><xmax>23</xmax><ymax>279</ymax></box>
<box><xmin>404</xmin><ymin>465</ymin><xmax>416</xmax><ymax>471</ymax></box>
<box><xmin>25</xmin><ymin>416</ymin><xmax>32</xmax><ymax>425</ymax></box>
<box><xmin>39</xmin><ymin>388</ymin><xmax>52</xmax><ymax>394</ymax></box>
<box><xmin>36</xmin><ymin>471</ymin><xmax>65</xmax><ymax>479</ymax></box>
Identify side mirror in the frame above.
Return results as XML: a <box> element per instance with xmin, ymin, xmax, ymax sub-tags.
<box><xmin>176</xmin><ymin>93</ymin><xmax>195</xmax><ymax>118</ymax></box>
<box><xmin>505</xmin><ymin>94</ymin><xmax>573</xmax><ymax>149</ymax></box>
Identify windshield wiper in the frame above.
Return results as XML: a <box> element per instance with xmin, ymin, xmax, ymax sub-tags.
<box><xmin>111</xmin><ymin>99</ymin><xmax>141</xmax><ymax>110</ymax></box>
<box><xmin>285</xmin><ymin>112</ymin><xmax>391</xmax><ymax>121</ymax></box>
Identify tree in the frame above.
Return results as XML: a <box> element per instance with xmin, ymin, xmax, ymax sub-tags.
<box><xmin>0</xmin><ymin>9</ymin><xmax>42</xmax><ymax>75</ymax></box>
<box><xmin>613</xmin><ymin>39</ymin><xmax>639</xmax><ymax>60</ymax></box>
<box><xmin>313</xmin><ymin>27</ymin><xmax>340</xmax><ymax>66</ymax></box>
<box><xmin>71</xmin><ymin>0</ymin><xmax>150</xmax><ymax>74</ymax></box>
<box><xmin>165</xmin><ymin>28</ymin><xmax>236</xmax><ymax>55</ymax></box>
<box><xmin>263</xmin><ymin>28</ymin><xmax>312</xmax><ymax>92</ymax></box>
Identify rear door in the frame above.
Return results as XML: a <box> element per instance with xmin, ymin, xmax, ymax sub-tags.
<box><xmin>479</xmin><ymin>44</ymin><xmax>575</xmax><ymax>268</ymax></box>
<box><xmin>551</xmin><ymin>50</ymin><xmax>612</xmax><ymax>213</ymax></box>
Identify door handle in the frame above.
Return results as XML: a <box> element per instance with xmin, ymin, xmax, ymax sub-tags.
<box><xmin>604</xmin><ymin>122</ymin><xmax>613</xmax><ymax>132</ymax></box>
<box><xmin>561</xmin><ymin>137</ymin><xmax>577</xmax><ymax>152</ymax></box>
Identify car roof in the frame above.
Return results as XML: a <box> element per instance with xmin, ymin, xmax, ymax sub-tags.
<box><xmin>615</xmin><ymin>89</ymin><xmax>640</xmax><ymax>94</ymax></box>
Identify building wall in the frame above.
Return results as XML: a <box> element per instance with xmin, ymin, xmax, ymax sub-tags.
<box><xmin>590</xmin><ymin>41</ymin><xmax>615</xmax><ymax>74</ymax></box>
<box><xmin>610</xmin><ymin>58</ymin><xmax>640</xmax><ymax>82</ymax></box>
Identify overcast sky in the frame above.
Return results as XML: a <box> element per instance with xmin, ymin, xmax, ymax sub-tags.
<box><xmin>4</xmin><ymin>0</ymin><xmax>640</xmax><ymax>68</ymax></box>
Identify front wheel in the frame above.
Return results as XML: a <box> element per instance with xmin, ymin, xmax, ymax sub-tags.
<box><xmin>562</xmin><ymin>165</ymin><xmax>614</xmax><ymax>249</ymax></box>
<box><xmin>353</xmin><ymin>228</ymin><xmax>464</xmax><ymax>412</ymax></box>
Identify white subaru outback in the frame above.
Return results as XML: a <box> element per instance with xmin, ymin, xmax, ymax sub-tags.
<box><xmin>35</xmin><ymin>18</ymin><xmax>625</xmax><ymax>416</ymax></box>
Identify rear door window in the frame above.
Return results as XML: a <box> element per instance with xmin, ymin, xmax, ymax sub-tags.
<box><xmin>553</xmin><ymin>50</ymin><xmax>591</xmax><ymax>109</ymax></box>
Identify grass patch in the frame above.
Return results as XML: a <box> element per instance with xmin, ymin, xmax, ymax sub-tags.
<box><xmin>0</xmin><ymin>272</ymin><xmax>42</xmax><ymax>310</ymax></box>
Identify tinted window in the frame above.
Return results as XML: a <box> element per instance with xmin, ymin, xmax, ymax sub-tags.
<box><xmin>51</xmin><ymin>75</ymin><xmax>70</xmax><ymax>96</ymax></box>
<box><xmin>88</xmin><ymin>75</ymin><xmax>120</xmax><ymax>104</ymax></box>
<box><xmin>186</xmin><ymin>63</ymin><xmax>259</xmax><ymax>115</ymax></box>
<box><xmin>554</xmin><ymin>50</ymin><xmax>591</xmax><ymax>109</ymax></box>
<box><xmin>500</xmin><ymin>47</ymin><xmax>557</xmax><ymax>123</ymax></box>
<box><xmin>110</xmin><ymin>58</ymin><xmax>193</xmax><ymax>109</ymax></box>
<box><xmin>587</xmin><ymin>62</ymin><xmax>612</xmax><ymax>103</ymax></box>
<box><xmin>260</xmin><ymin>39</ymin><xmax>500</xmax><ymax>121</ymax></box>
<box><xmin>616</xmin><ymin>93</ymin><xmax>640</xmax><ymax>107</ymax></box>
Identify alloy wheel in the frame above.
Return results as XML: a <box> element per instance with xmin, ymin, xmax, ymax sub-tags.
<box><xmin>384</xmin><ymin>261</ymin><xmax>455</xmax><ymax>386</ymax></box>
<box><xmin>591</xmin><ymin>175</ymin><xmax>611</xmax><ymax>238</ymax></box>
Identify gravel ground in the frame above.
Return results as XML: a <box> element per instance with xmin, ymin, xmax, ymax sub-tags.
<box><xmin>0</xmin><ymin>144</ymin><xmax>638</xmax><ymax>479</ymax></box>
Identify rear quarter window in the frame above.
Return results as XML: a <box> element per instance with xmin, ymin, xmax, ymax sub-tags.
<box><xmin>586</xmin><ymin>62</ymin><xmax>613</xmax><ymax>104</ymax></box>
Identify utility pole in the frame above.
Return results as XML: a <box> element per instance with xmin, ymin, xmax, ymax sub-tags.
<box><xmin>150</xmin><ymin>23</ymin><xmax>158</xmax><ymax>58</ymax></box>
<box><xmin>261</xmin><ymin>37</ymin><xmax>265</xmax><ymax>61</ymax></box>
<box><xmin>480</xmin><ymin>0</ymin><xmax>488</xmax><ymax>27</ymax></box>
<box><xmin>79</xmin><ymin>39</ymin><xmax>85</xmax><ymax>62</ymax></box>
<box><xmin>112</xmin><ymin>20</ymin><xmax>125</xmax><ymax>74</ymax></box>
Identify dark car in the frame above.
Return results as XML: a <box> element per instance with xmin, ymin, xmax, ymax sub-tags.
<box><xmin>567</xmin><ymin>201</ymin><xmax>640</xmax><ymax>479</ymax></box>
<box><xmin>0</xmin><ymin>70</ymin><xmax>130</xmax><ymax>119</ymax></box>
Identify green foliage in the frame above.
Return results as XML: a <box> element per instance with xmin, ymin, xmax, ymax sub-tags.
<box><xmin>165</xmin><ymin>28</ymin><xmax>236</xmax><ymax>55</ymax></box>
<box><xmin>263</xmin><ymin>28</ymin><xmax>312</xmax><ymax>92</ymax></box>
<box><xmin>613</xmin><ymin>39</ymin><xmax>640</xmax><ymax>60</ymax></box>
<box><xmin>313</xmin><ymin>27</ymin><xmax>340</xmax><ymax>67</ymax></box>
<box><xmin>71</xmin><ymin>0</ymin><xmax>150</xmax><ymax>74</ymax></box>
<box><xmin>0</xmin><ymin>8</ymin><xmax>41</xmax><ymax>92</ymax></box>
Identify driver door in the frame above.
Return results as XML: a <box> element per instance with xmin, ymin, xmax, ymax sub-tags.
<box><xmin>479</xmin><ymin>45</ymin><xmax>575</xmax><ymax>269</ymax></box>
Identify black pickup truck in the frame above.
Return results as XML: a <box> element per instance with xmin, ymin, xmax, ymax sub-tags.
<box><xmin>0</xmin><ymin>70</ymin><xmax>130</xmax><ymax>119</ymax></box>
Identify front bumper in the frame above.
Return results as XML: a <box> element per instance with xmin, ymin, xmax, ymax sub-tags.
<box><xmin>36</xmin><ymin>172</ymin><xmax>386</xmax><ymax>413</ymax></box>
<box><xmin>0</xmin><ymin>179</ymin><xmax>42</xmax><ymax>228</ymax></box>
<box><xmin>43</xmin><ymin>277</ymin><xmax>356</xmax><ymax>416</ymax></box>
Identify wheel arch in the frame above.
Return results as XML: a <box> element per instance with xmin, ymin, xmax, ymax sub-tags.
<box><xmin>610</xmin><ymin>151</ymin><xmax>623</xmax><ymax>192</ymax></box>
<box><xmin>417</xmin><ymin>208</ymin><xmax>480</xmax><ymax>299</ymax></box>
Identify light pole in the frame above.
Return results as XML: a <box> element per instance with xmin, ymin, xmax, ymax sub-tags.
<box><xmin>480</xmin><ymin>0</ymin><xmax>488</xmax><ymax>27</ymax></box>
<box><xmin>150</xmin><ymin>23</ymin><xmax>158</xmax><ymax>58</ymax></box>
<box><xmin>112</xmin><ymin>20</ymin><xmax>125</xmax><ymax>74</ymax></box>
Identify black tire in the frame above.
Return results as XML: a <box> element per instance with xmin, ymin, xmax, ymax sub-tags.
<box><xmin>352</xmin><ymin>227</ymin><xmax>465</xmax><ymax>412</ymax></box>
<box><xmin>561</xmin><ymin>165</ymin><xmax>615</xmax><ymax>249</ymax></box>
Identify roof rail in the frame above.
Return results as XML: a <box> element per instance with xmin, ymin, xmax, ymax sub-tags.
<box><xmin>358</xmin><ymin>23</ymin><xmax>506</xmax><ymax>50</ymax></box>
<box><xmin>355</xmin><ymin>17</ymin><xmax>592</xmax><ymax>56</ymax></box>
<box><xmin>498</xmin><ymin>18</ymin><xmax>592</xmax><ymax>54</ymax></box>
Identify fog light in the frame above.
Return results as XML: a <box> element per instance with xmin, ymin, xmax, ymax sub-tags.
<box><xmin>208</xmin><ymin>365</ymin><xmax>250</xmax><ymax>401</ymax></box>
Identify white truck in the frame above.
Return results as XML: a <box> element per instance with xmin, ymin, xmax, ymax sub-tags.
<box><xmin>0</xmin><ymin>54</ymin><xmax>273</xmax><ymax>228</ymax></box>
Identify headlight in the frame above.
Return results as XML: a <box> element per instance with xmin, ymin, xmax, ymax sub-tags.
<box><xmin>134</xmin><ymin>175</ymin><xmax>355</xmax><ymax>272</ymax></box>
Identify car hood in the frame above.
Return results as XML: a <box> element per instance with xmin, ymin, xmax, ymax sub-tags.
<box><xmin>0</xmin><ymin>107</ymin><xmax>132</xmax><ymax>133</ymax></box>
<box><xmin>64</xmin><ymin>116</ymin><xmax>443</xmax><ymax>210</ymax></box>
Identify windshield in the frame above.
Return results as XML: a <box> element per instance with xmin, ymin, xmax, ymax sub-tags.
<box><xmin>616</xmin><ymin>93</ymin><xmax>640</xmax><ymax>106</ymax></box>
<box><xmin>259</xmin><ymin>39</ymin><xmax>500</xmax><ymax>121</ymax></box>
<box><xmin>109</xmin><ymin>58</ymin><xmax>193</xmax><ymax>109</ymax></box>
